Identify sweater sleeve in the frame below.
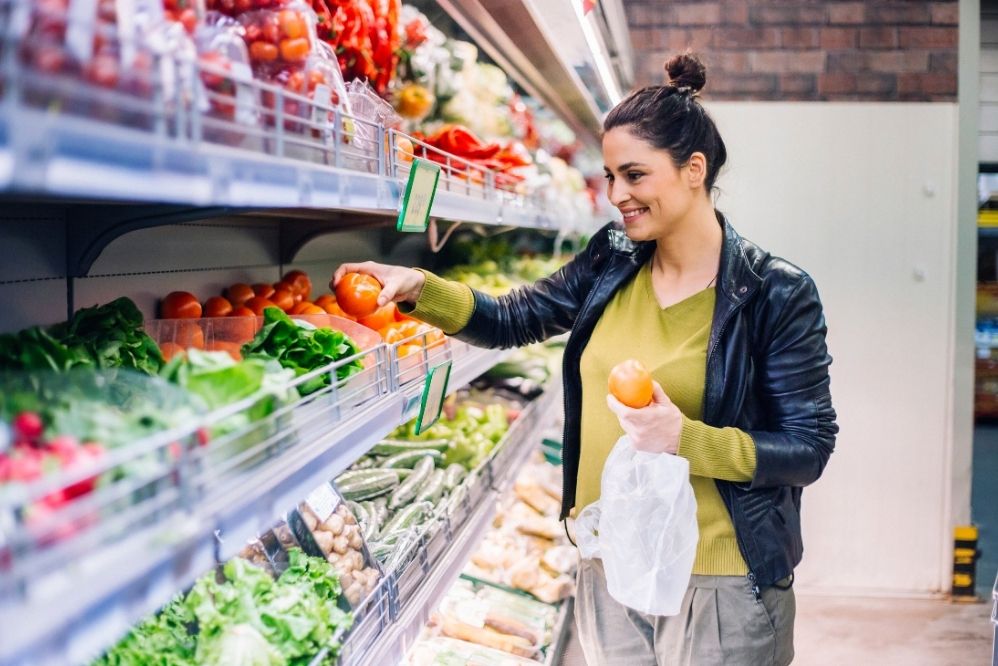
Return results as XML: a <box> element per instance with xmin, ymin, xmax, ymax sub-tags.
<box><xmin>398</xmin><ymin>269</ymin><xmax>475</xmax><ymax>335</ymax></box>
<box><xmin>678</xmin><ymin>416</ymin><xmax>757</xmax><ymax>482</ymax></box>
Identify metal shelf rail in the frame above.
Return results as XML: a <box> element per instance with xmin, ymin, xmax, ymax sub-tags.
<box><xmin>0</xmin><ymin>0</ymin><xmax>566</xmax><ymax>232</ymax></box>
<box><xmin>0</xmin><ymin>335</ymin><xmax>509</xmax><ymax>666</ymax></box>
<box><xmin>345</xmin><ymin>382</ymin><xmax>564</xmax><ymax>666</ymax></box>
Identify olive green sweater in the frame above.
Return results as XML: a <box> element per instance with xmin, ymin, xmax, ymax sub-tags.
<box><xmin>407</xmin><ymin>266</ymin><xmax>757</xmax><ymax>575</ymax></box>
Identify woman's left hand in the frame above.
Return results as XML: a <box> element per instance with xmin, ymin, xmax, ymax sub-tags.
<box><xmin>606</xmin><ymin>381</ymin><xmax>683</xmax><ymax>454</ymax></box>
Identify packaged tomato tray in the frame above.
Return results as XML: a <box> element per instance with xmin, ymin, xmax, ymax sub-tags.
<box><xmin>17</xmin><ymin>0</ymin><xmax>194</xmax><ymax>128</ymax></box>
<box><xmin>195</xmin><ymin>12</ymin><xmax>259</xmax><ymax>135</ymax></box>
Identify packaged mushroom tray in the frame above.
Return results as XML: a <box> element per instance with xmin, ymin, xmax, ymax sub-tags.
<box><xmin>289</xmin><ymin>482</ymin><xmax>383</xmax><ymax>607</ymax></box>
<box><xmin>463</xmin><ymin>451</ymin><xmax>577</xmax><ymax>604</ymax></box>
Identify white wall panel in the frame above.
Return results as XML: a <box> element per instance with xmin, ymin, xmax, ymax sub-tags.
<box><xmin>707</xmin><ymin>102</ymin><xmax>960</xmax><ymax>595</ymax></box>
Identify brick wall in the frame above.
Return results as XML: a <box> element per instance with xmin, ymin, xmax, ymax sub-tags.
<box><xmin>625</xmin><ymin>1</ymin><xmax>958</xmax><ymax>101</ymax></box>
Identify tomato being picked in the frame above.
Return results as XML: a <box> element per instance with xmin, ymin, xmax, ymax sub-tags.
<box><xmin>608</xmin><ymin>359</ymin><xmax>654</xmax><ymax>408</ymax></box>
<box><xmin>335</xmin><ymin>272</ymin><xmax>382</xmax><ymax>317</ymax></box>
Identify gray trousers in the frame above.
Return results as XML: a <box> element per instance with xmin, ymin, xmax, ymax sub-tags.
<box><xmin>575</xmin><ymin>559</ymin><xmax>795</xmax><ymax>666</ymax></box>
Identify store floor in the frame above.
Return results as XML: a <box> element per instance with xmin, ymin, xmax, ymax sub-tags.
<box><xmin>557</xmin><ymin>594</ymin><xmax>994</xmax><ymax>665</ymax></box>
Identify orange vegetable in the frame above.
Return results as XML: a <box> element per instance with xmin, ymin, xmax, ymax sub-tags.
<box><xmin>250</xmin><ymin>41</ymin><xmax>279</xmax><ymax>62</ymax></box>
<box><xmin>608</xmin><ymin>359</ymin><xmax>653</xmax><ymax>408</ymax></box>
<box><xmin>244</xmin><ymin>296</ymin><xmax>278</xmax><ymax>316</ymax></box>
<box><xmin>252</xmin><ymin>283</ymin><xmax>276</xmax><ymax>299</ymax></box>
<box><xmin>358</xmin><ymin>303</ymin><xmax>396</xmax><ymax>331</ymax></box>
<box><xmin>161</xmin><ymin>291</ymin><xmax>202</xmax><ymax>319</ymax></box>
<box><xmin>203</xmin><ymin>296</ymin><xmax>233</xmax><ymax>318</ymax></box>
<box><xmin>279</xmin><ymin>38</ymin><xmax>309</xmax><ymax>62</ymax></box>
<box><xmin>335</xmin><ymin>272</ymin><xmax>382</xmax><ymax>317</ymax></box>
<box><xmin>271</xmin><ymin>289</ymin><xmax>295</xmax><ymax>312</ymax></box>
<box><xmin>225</xmin><ymin>283</ymin><xmax>255</xmax><ymax>307</ymax></box>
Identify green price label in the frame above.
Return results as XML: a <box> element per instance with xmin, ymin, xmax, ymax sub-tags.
<box><xmin>397</xmin><ymin>158</ymin><xmax>441</xmax><ymax>233</ymax></box>
<box><xmin>415</xmin><ymin>361</ymin><xmax>452</xmax><ymax>435</ymax></box>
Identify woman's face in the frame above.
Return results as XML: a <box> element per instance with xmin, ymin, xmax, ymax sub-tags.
<box><xmin>602</xmin><ymin>127</ymin><xmax>702</xmax><ymax>242</ymax></box>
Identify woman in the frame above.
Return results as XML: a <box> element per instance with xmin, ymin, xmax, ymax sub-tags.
<box><xmin>333</xmin><ymin>53</ymin><xmax>837</xmax><ymax>665</ymax></box>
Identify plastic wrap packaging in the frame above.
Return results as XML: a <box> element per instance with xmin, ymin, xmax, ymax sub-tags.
<box><xmin>407</xmin><ymin>636</ymin><xmax>542</xmax><ymax>666</ymax></box>
<box><xmin>577</xmin><ymin>436</ymin><xmax>698</xmax><ymax>616</ymax></box>
<box><xmin>290</xmin><ymin>484</ymin><xmax>382</xmax><ymax>607</ymax></box>
<box><xmin>423</xmin><ymin>578</ymin><xmax>557</xmax><ymax>661</ymax></box>
<box><xmin>17</xmin><ymin>0</ymin><xmax>195</xmax><ymax>128</ymax></box>
<box><xmin>193</xmin><ymin>12</ymin><xmax>259</xmax><ymax>144</ymax></box>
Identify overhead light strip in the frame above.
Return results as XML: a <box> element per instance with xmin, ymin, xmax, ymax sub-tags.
<box><xmin>572</xmin><ymin>0</ymin><xmax>624</xmax><ymax>106</ymax></box>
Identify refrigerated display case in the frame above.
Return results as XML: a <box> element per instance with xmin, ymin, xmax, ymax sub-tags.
<box><xmin>0</xmin><ymin>0</ymin><xmax>602</xmax><ymax>662</ymax></box>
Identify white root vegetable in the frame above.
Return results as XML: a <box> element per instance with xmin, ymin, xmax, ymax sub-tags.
<box><xmin>340</xmin><ymin>572</ymin><xmax>355</xmax><ymax>590</ymax></box>
<box><xmin>301</xmin><ymin>505</ymin><xmax>319</xmax><ymax>531</ymax></box>
<box><xmin>323</xmin><ymin>514</ymin><xmax>345</xmax><ymax>535</ymax></box>
<box><xmin>349</xmin><ymin>531</ymin><xmax>363</xmax><ymax>550</ymax></box>
<box><xmin>313</xmin><ymin>530</ymin><xmax>335</xmax><ymax>554</ymax></box>
<box><xmin>350</xmin><ymin>550</ymin><xmax>364</xmax><ymax>571</ymax></box>
<box><xmin>332</xmin><ymin>535</ymin><xmax>349</xmax><ymax>555</ymax></box>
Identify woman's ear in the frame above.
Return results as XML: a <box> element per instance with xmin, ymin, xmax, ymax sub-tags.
<box><xmin>686</xmin><ymin>152</ymin><xmax>708</xmax><ymax>189</ymax></box>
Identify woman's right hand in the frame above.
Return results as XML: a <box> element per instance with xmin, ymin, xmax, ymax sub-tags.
<box><xmin>331</xmin><ymin>262</ymin><xmax>426</xmax><ymax>308</ymax></box>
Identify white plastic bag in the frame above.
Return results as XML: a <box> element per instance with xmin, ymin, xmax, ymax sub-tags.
<box><xmin>575</xmin><ymin>436</ymin><xmax>698</xmax><ymax>616</ymax></box>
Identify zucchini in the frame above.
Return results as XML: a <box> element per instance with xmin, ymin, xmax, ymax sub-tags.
<box><xmin>389</xmin><ymin>456</ymin><xmax>435</xmax><ymax>509</ymax></box>
<box><xmin>379</xmin><ymin>449</ymin><xmax>443</xmax><ymax>469</ymax></box>
<box><xmin>370</xmin><ymin>543</ymin><xmax>394</xmax><ymax>561</ymax></box>
<box><xmin>371</xmin><ymin>438</ymin><xmax>450</xmax><ymax>455</ymax></box>
<box><xmin>381</xmin><ymin>501</ymin><xmax>434</xmax><ymax>536</ymax></box>
<box><xmin>415</xmin><ymin>469</ymin><xmax>446</xmax><ymax>505</ymax></box>
<box><xmin>352</xmin><ymin>456</ymin><xmax>378</xmax><ymax>470</ymax></box>
<box><xmin>360</xmin><ymin>501</ymin><xmax>383</xmax><ymax>540</ymax></box>
<box><xmin>337</xmin><ymin>469</ymin><xmax>400</xmax><ymax>501</ymax></box>
<box><xmin>395</xmin><ymin>468</ymin><xmax>414</xmax><ymax>480</ymax></box>
<box><xmin>346</xmin><ymin>501</ymin><xmax>369</xmax><ymax>527</ymax></box>
<box><xmin>443</xmin><ymin>463</ymin><xmax>467</xmax><ymax>491</ymax></box>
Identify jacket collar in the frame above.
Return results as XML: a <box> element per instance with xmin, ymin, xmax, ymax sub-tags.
<box><xmin>607</xmin><ymin>211</ymin><xmax>763</xmax><ymax>303</ymax></box>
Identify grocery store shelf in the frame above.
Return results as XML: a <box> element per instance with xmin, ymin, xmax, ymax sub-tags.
<box><xmin>345</xmin><ymin>380</ymin><xmax>563</xmax><ymax>666</ymax></box>
<box><xmin>0</xmin><ymin>340</ymin><xmax>509</xmax><ymax>666</ymax></box>
<box><xmin>0</xmin><ymin>67</ymin><xmax>564</xmax><ymax>238</ymax></box>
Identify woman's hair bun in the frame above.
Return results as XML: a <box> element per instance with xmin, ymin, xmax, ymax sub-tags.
<box><xmin>664</xmin><ymin>53</ymin><xmax>707</xmax><ymax>93</ymax></box>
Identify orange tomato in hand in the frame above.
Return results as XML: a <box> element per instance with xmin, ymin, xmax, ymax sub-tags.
<box><xmin>608</xmin><ymin>359</ymin><xmax>653</xmax><ymax>408</ymax></box>
<box><xmin>335</xmin><ymin>273</ymin><xmax>382</xmax><ymax>317</ymax></box>
<box><xmin>203</xmin><ymin>296</ymin><xmax>233</xmax><ymax>318</ymax></box>
<box><xmin>358</xmin><ymin>303</ymin><xmax>396</xmax><ymax>331</ymax></box>
<box><xmin>161</xmin><ymin>291</ymin><xmax>202</xmax><ymax>319</ymax></box>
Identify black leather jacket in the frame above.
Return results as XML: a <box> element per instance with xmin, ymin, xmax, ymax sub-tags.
<box><xmin>454</xmin><ymin>213</ymin><xmax>837</xmax><ymax>587</ymax></box>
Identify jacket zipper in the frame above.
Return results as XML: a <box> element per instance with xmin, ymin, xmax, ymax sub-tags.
<box><xmin>560</xmin><ymin>257</ymin><xmax>612</xmax><ymax>518</ymax></box>
<box><xmin>705</xmin><ymin>294</ymin><xmax>762</xmax><ymax>593</ymax></box>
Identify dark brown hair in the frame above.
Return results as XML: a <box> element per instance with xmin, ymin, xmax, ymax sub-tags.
<box><xmin>603</xmin><ymin>53</ymin><xmax>727</xmax><ymax>192</ymax></box>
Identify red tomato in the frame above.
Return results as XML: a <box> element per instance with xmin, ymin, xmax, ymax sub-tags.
<box><xmin>161</xmin><ymin>291</ymin><xmax>202</xmax><ymax>319</ymax></box>
<box><xmin>358</xmin><ymin>303</ymin><xmax>396</xmax><ymax>331</ymax></box>
<box><xmin>204</xmin><ymin>296</ymin><xmax>233</xmax><ymax>318</ymax></box>
<box><xmin>252</xmin><ymin>283</ymin><xmax>276</xmax><ymax>299</ymax></box>
<box><xmin>178</xmin><ymin>8</ymin><xmax>197</xmax><ymax>33</ymax></box>
<box><xmin>279</xmin><ymin>38</ymin><xmax>310</xmax><ymax>62</ymax></box>
<box><xmin>335</xmin><ymin>273</ymin><xmax>382</xmax><ymax>317</ymax></box>
<box><xmin>279</xmin><ymin>9</ymin><xmax>306</xmax><ymax>39</ymax></box>
<box><xmin>244</xmin><ymin>296</ymin><xmax>277</xmax><ymax>315</ymax></box>
<box><xmin>160</xmin><ymin>341</ymin><xmax>187</xmax><ymax>362</ymax></box>
<box><xmin>282</xmin><ymin>270</ymin><xmax>312</xmax><ymax>300</ymax></box>
<box><xmin>226</xmin><ymin>283</ymin><xmax>255</xmax><ymax>306</ymax></box>
<box><xmin>271</xmin><ymin>289</ymin><xmax>295</xmax><ymax>312</ymax></box>
<box><xmin>250</xmin><ymin>41</ymin><xmax>278</xmax><ymax>61</ymax></box>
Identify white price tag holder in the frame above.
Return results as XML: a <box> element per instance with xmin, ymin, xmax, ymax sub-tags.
<box><xmin>304</xmin><ymin>483</ymin><xmax>340</xmax><ymax>522</ymax></box>
<box><xmin>397</xmin><ymin>158</ymin><xmax>440</xmax><ymax>233</ymax></box>
<box><xmin>414</xmin><ymin>361</ymin><xmax>451</xmax><ymax>435</ymax></box>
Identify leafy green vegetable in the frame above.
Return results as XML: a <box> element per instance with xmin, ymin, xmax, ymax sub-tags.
<box><xmin>97</xmin><ymin>550</ymin><xmax>353</xmax><ymax>666</ymax></box>
<box><xmin>241</xmin><ymin>308</ymin><xmax>363</xmax><ymax>396</ymax></box>
<box><xmin>0</xmin><ymin>298</ymin><xmax>163</xmax><ymax>374</ymax></box>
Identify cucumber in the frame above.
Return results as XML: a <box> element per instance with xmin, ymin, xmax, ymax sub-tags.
<box><xmin>389</xmin><ymin>456</ymin><xmax>435</xmax><ymax>509</ymax></box>
<box><xmin>379</xmin><ymin>449</ymin><xmax>443</xmax><ymax>469</ymax></box>
<box><xmin>352</xmin><ymin>456</ymin><xmax>378</xmax><ymax>470</ymax></box>
<box><xmin>371</xmin><ymin>438</ymin><xmax>450</xmax><ymax>455</ymax></box>
<box><xmin>395</xmin><ymin>468</ymin><xmax>414</xmax><ymax>480</ymax></box>
<box><xmin>381</xmin><ymin>501</ymin><xmax>434</xmax><ymax>536</ymax></box>
<box><xmin>337</xmin><ymin>469</ymin><xmax>400</xmax><ymax>501</ymax></box>
<box><xmin>346</xmin><ymin>501</ymin><xmax>369</xmax><ymax>527</ymax></box>
<box><xmin>415</xmin><ymin>469</ymin><xmax>446</xmax><ymax>505</ymax></box>
<box><xmin>370</xmin><ymin>543</ymin><xmax>394</xmax><ymax>561</ymax></box>
<box><xmin>360</xmin><ymin>501</ymin><xmax>383</xmax><ymax>540</ymax></box>
<box><xmin>373</xmin><ymin>496</ymin><xmax>388</xmax><ymax>511</ymax></box>
<box><xmin>443</xmin><ymin>463</ymin><xmax>467</xmax><ymax>491</ymax></box>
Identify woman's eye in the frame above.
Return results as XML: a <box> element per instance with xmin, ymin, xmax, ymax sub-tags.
<box><xmin>627</xmin><ymin>172</ymin><xmax>643</xmax><ymax>182</ymax></box>
<box><xmin>604</xmin><ymin>173</ymin><xmax>614</xmax><ymax>181</ymax></box>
